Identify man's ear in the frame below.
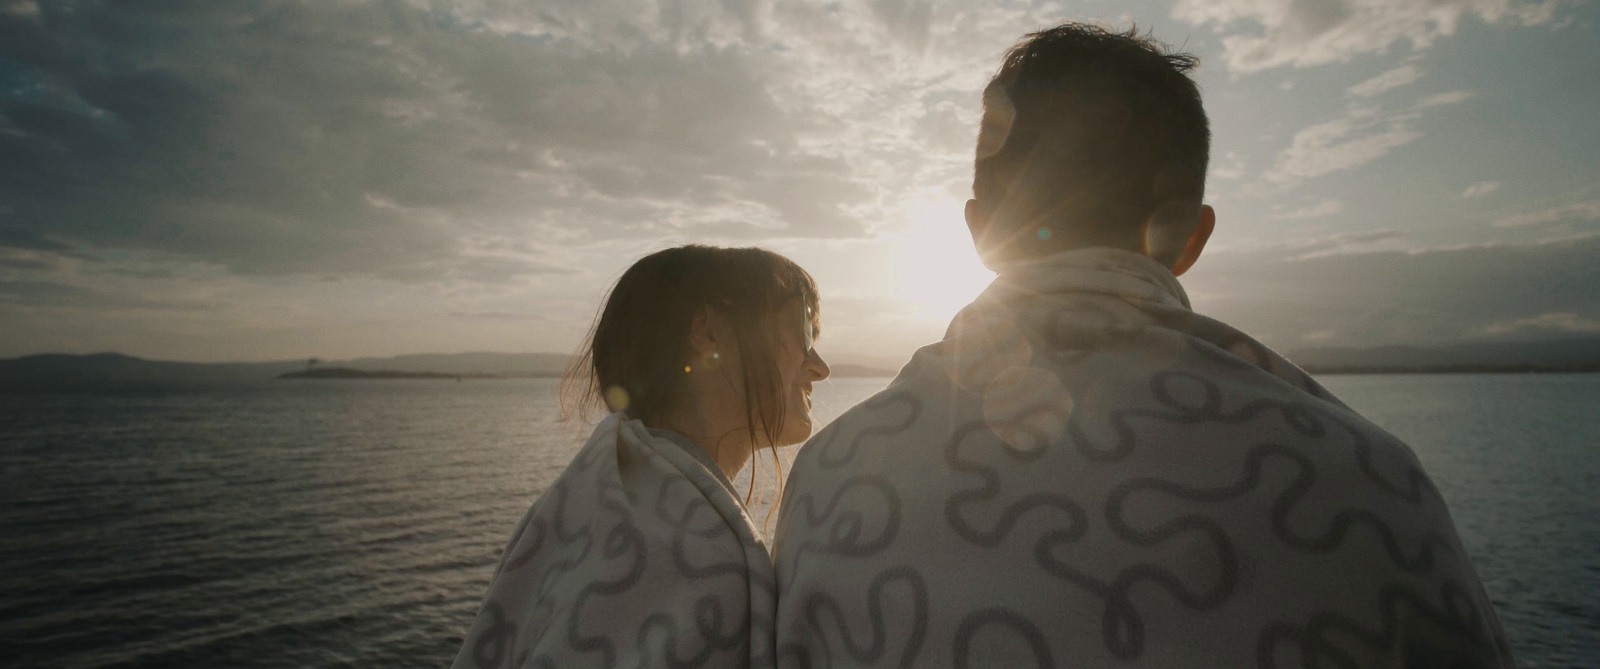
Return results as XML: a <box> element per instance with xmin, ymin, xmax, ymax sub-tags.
<box><xmin>964</xmin><ymin>199</ymin><xmax>988</xmax><ymax>248</ymax></box>
<box><xmin>1170</xmin><ymin>204</ymin><xmax>1215</xmax><ymax>277</ymax></box>
<box><xmin>966</xmin><ymin>198</ymin><xmax>1006</xmax><ymax>272</ymax></box>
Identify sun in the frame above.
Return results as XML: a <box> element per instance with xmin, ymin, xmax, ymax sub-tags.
<box><xmin>890</xmin><ymin>197</ymin><xmax>996</xmax><ymax>323</ymax></box>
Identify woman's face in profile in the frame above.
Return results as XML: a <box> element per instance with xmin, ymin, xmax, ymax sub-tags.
<box><xmin>772</xmin><ymin>300</ymin><xmax>830</xmax><ymax>446</ymax></box>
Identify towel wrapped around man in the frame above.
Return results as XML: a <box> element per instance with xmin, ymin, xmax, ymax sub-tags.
<box><xmin>772</xmin><ymin>248</ymin><xmax>1513</xmax><ymax>668</ymax></box>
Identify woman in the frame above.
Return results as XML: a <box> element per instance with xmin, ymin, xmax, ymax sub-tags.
<box><xmin>452</xmin><ymin>245</ymin><xmax>830</xmax><ymax>669</ymax></box>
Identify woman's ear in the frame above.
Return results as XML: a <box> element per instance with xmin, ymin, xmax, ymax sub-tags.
<box><xmin>687</xmin><ymin>306</ymin><xmax>717</xmax><ymax>357</ymax></box>
<box><xmin>684</xmin><ymin>307</ymin><xmax>739</xmax><ymax>368</ymax></box>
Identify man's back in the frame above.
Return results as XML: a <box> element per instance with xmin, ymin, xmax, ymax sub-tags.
<box><xmin>772</xmin><ymin>249</ymin><xmax>1513</xmax><ymax>667</ymax></box>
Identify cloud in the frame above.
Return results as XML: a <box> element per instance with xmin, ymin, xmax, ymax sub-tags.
<box><xmin>1272</xmin><ymin>198</ymin><xmax>1344</xmax><ymax>220</ymax></box>
<box><xmin>0</xmin><ymin>278</ymin><xmax>218</xmax><ymax>311</ymax></box>
<box><xmin>0</xmin><ymin>247</ymin><xmax>59</xmax><ymax>270</ymax></box>
<box><xmin>1228</xmin><ymin>228</ymin><xmax>1409</xmax><ymax>259</ymax></box>
<box><xmin>0</xmin><ymin>0</ymin><xmax>1097</xmax><ymax>360</ymax></box>
<box><xmin>1485</xmin><ymin>312</ymin><xmax>1600</xmax><ymax>335</ymax></box>
<box><xmin>869</xmin><ymin>0</ymin><xmax>935</xmax><ymax>52</ymax></box>
<box><xmin>1415</xmin><ymin>90</ymin><xmax>1475</xmax><ymax>107</ymax></box>
<box><xmin>1211</xmin><ymin>152</ymin><xmax>1248</xmax><ymax>181</ymax></box>
<box><xmin>448</xmin><ymin>310</ymin><xmax>546</xmax><ymax>321</ymax></box>
<box><xmin>1493</xmin><ymin>201</ymin><xmax>1600</xmax><ymax>228</ymax></box>
<box><xmin>1264</xmin><ymin>91</ymin><xmax>1471</xmax><ymax>186</ymax></box>
<box><xmin>0</xmin><ymin>1</ymin><xmax>36</xmax><ymax>20</ymax></box>
<box><xmin>1348</xmin><ymin>65</ymin><xmax>1423</xmax><ymax>97</ymax></box>
<box><xmin>1186</xmin><ymin>233</ymin><xmax>1600</xmax><ymax>348</ymax></box>
<box><xmin>1173</xmin><ymin>0</ymin><xmax>1575</xmax><ymax>72</ymax></box>
<box><xmin>0</xmin><ymin>0</ymin><xmax>1082</xmax><ymax>292</ymax></box>
<box><xmin>1266</xmin><ymin>114</ymin><xmax>1421</xmax><ymax>184</ymax></box>
<box><xmin>0</xmin><ymin>1</ymin><xmax>900</xmax><ymax>284</ymax></box>
<box><xmin>1460</xmin><ymin>181</ymin><xmax>1501</xmax><ymax>198</ymax></box>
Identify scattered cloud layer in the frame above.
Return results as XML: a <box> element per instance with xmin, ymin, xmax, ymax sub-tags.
<box><xmin>1348</xmin><ymin>64</ymin><xmax>1424</xmax><ymax>97</ymax></box>
<box><xmin>1485</xmin><ymin>311</ymin><xmax>1600</xmax><ymax>335</ymax></box>
<box><xmin>1173</xmin><ymin>0</ymin><xmax>1572</xmax><ymax>72</ymax></box>
<box><xmin>1272</xmin><ymin>198</ymin><xmax>1345</xmax><ymax>221</ymax></box>
<box><xmin>1493</xmin><ymin>201</ymin><xmax>1600</xmax><ymax>228</ymax></box>
<box><xmin>1461</xmin><ymin>181</ymin><xmax>1502</xmax><ymax>198</ymax></box>
<box><xmin>1</xmin><ymin>0</ymin><xmax>1596</xmax><ymax>361</ymax></box>
<box><xmin>0</xmin><ymin>1</ymin><xmax>954</xmax><ymax>283</ymax></box>
<box><xmin>1264</xmin><ymin>90</ymin><xmax>1472</xmax><ymax>186</ymax></box>
<box><xmin>1188</xmin><ymin>233</ymin><xmax>1600</xmax><ymax>348</ymax></box>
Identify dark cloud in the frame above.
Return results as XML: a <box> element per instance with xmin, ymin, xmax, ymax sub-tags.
<box><xmin>448</xmin><ymin>309</ymin><xmax>545</xmax><ymax>321</ymax></box>
<box><xmin>0</xmin><ymin>0</ymin><xmax>872</xmax><ymax>283</ymax></box>
<box><xmin>0</xmin><ymin>248</ymin><xmax>58</xmax><ymax>270</ymax></box>
<box><xmin>869</xmin><ymin>0</ymin><xmax>933</xmax><ymax>52</ymax></box>
<box><xmin>0</xmin><ymin>278</ymin><xmax>217</xmax><ymax>310</ymax></box>
<box><xmin>1186</xmin><ymin>234</ymin><xmax>1600</xmax><ymax>348</ymax></box>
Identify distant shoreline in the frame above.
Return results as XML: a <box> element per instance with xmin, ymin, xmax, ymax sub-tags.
<box><xmin>4</xmin><ymin>345</ymin><xmax>1598</xmax><ymax>393</ymax></box>
<box><xmin>279</xmin><ymin>364</ymin><xmax>1600</xmax><ymax>379</ymax></box>
<box><xmin>1303</xmin><ymin>363</ymin><xmax>1600</xmax><ymax>375</ymax></box>
<box><xmin>277</xmin><ymin>368</ymin><xmax>504</xmax><ymax>380</ymax></box>
<box><xmin>275</xmin><ymin>364</ymin><xmax>907</xmax><ymax>380</ymax></box>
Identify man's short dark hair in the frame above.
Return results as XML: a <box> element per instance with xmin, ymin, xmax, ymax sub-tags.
<box><xmin>974</xmin><ymin>23</ymin><xmax>1209</xmax><ymax>259</ymax></box>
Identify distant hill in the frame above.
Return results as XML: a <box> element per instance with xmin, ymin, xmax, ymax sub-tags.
<box><xmin>0</xmin><ymin>353</ymin><xmax>306</xmax><ymax>392</ymax></box>
<box><xmin>0</xmin><ymin>352</ymin><xmax>569</xmax><ymax>392</ymax></box>
<box><xmin>6</xmin><ymin>337</ymin><xmax>1594</xmax><ymax>392</ymax></box>
<box><xmin>330</xmin><ymin>352</ymin><xmax>572</xmax><ymax>376</ymax></box>
<box><xmin>1286</xmin><ymin>337</ymin><xmax>1600</xmax><ymax>374</ymax></box>
<box><xmin>828</xmin><ymin>363</ymin><xmax>899</xmax><ymax>378</ymax></box>
<box><xmin>278</xmin><ymin>368</ymin><xmax>498</xmax><ymax>380</ymax></box>
<box><xmin>0</xmin><ymin>350</ymin><xmax>904</xmax><ymax>392</ymax></box>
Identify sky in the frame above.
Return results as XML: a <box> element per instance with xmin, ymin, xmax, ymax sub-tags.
<box><xmin>1</xmin><ymin>0</ymin><xmax>1597</xmax><ymax>366</ymax></box>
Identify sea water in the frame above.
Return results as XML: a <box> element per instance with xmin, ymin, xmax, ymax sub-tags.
<box><xmin>0</xmin><ymin>375</ymin><xmax>1595</xmax><ymax>667</ymax></box>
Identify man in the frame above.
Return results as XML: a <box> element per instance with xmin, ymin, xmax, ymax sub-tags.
<box><xmin>772</xmin><ymin>23</ymin><xmax>1513</xmax><ymax>668</ymax></box>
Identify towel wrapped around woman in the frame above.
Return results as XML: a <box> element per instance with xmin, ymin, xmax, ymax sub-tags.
<box><xmin>452</xmin><ymin>244</ymin><xmax>831</xmax><ymax>669</ymax></box>
<box><xmin>451</xmin><ymin>414</ymin><xmax>775</xmax><ymax>669</ymax></box>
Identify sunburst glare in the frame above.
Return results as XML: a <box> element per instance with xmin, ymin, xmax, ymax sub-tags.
<box><xmin>891</xmin><ymin>197</ymin><xmax>996</xmax><ymax>323</ymax></box>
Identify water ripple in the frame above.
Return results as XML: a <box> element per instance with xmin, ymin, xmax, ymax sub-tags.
<box><xmin>1</xmin><ymin>376</ymin><xmax>1595</xmax><ymax>667</ymax></box>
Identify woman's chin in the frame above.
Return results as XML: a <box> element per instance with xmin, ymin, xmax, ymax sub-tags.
<box><xmin>778</xmin><ymin>416</ymin><xmax>814</xmax><ymax>447</ymax></box>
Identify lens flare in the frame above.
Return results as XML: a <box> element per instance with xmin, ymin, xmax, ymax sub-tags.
<box><xmin>891</xmin><ymin>197</ymin><xmax>996</xmax><ymax>323</ymax></box>
<box><xmin>604</xmin><ymin>385</ymin><xmax>630</xmax><ymax>412</ymax></box>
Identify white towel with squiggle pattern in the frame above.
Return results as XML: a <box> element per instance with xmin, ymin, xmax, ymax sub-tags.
<box><xmin>773</xmin><ymin>248</ymin><xmax>1513</xmax><ymax>668</ymax></box>
<box><xmin>453</xmin><ymin>414</ymin><xmax>776</xmax><ymax>669</ymax></box>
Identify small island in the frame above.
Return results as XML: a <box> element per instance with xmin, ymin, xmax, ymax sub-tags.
<box><xmin>278</xmin><ymin>367</ymin><xmax>499</xmax><ymax>380</ymax></box>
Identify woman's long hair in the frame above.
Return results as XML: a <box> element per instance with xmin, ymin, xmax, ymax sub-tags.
<box><xmin>559</xmin><ymin>245</ymin><xmax>821</xmax><ymax>529</ymax></box>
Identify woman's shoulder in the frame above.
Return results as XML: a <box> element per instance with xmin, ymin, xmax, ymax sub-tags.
<box><xmin>454</xmin><ymin>413</ymin><xmax>778</xmax><ymax>669</ymax></box>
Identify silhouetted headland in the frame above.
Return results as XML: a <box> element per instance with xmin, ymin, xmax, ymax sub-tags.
<box><xmin>277</xmin><ymin>368</ymin><xmax>498</xmax><ymax>380</ymax></box>
<box><xmin>1286</xmin><ymin>337</ymin><xmax>1600</xmax><ymax>374</ymax></box>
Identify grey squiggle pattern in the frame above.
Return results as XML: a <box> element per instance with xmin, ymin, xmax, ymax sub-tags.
<box><xmin>777</xmin><ymin>566</ymin><xmax>928</xmax><ymax>669</ymax></box>
<box><xmin>452</xmin><ymin>415</ymin><xmax>776</xmax><ymax>669</ymax></box>
<box><xmin>777</xmin><ymin>475</ymin><xmax>901</xmax><ymax>590</ymax></box>
<box><xmin>952</xmin><ymin>609</ymin><xmax>1053</xmax><ymax>669</ymax></box>
<box><xmin>813</xmin><ymin>394</ymin><xmax>922</xmax><ymax>470</ymax></box>
<box><xmin>774</xmin><ymin>248</ymin><xmax>1515</xmax><ymax>667</ymax></box>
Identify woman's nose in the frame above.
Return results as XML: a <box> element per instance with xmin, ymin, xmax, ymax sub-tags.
<box><xmin>806</xmin><ymin>349</ymin><xmax>831</xmax><ymax>382</ymax></box>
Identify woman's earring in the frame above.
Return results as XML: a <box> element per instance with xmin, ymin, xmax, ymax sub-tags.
<box><xmin>711</xmin><ymin>352</ymin><xmax>720</xmax><ymax>361</ymax></box>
